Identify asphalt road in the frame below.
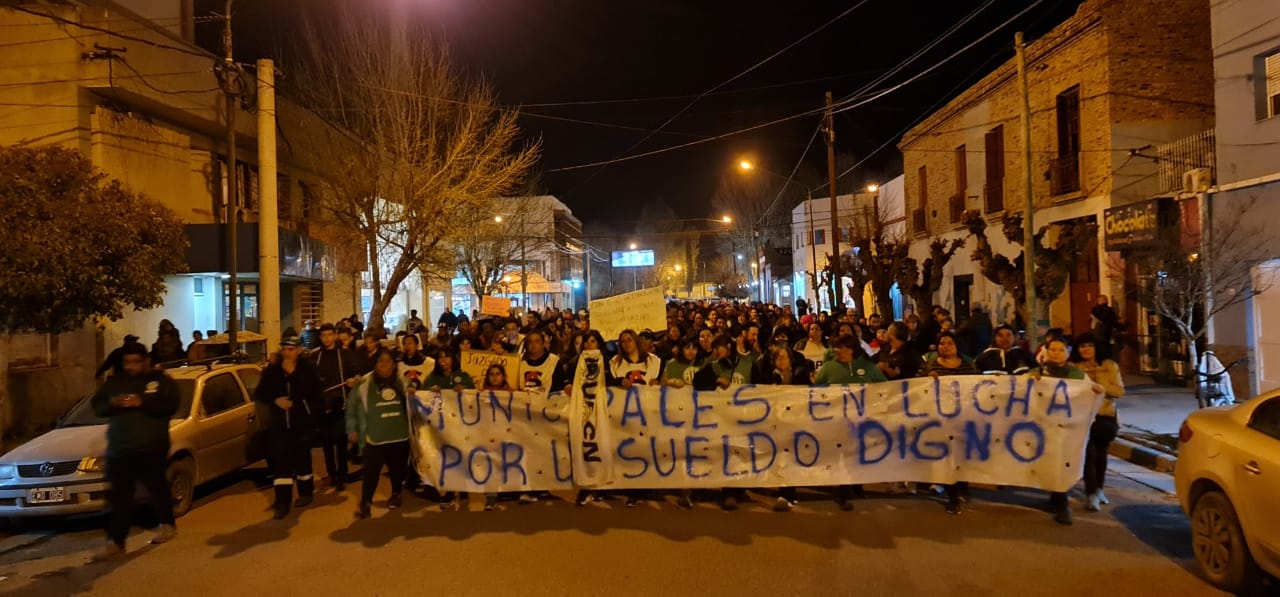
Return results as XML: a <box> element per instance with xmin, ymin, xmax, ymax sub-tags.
<box><xmin>0</xmin><ymin>457</ymin><xmax>1230</xmax><ymax>597</ymax></box>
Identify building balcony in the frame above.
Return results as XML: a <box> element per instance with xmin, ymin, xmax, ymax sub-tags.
<box><xmin>912</xmin><ymin>208</ymin><xmax>928</xmax><ymax>236</ymax></box>
<box><xmin>1154</xmin><ymin>129</ymin><xmax>1215</xmax><ymax>195</ymax></box>
<box><xmin>948</xmin><ymin>193</ymin><xmax>966</xmax><ymax>223</ymax></box>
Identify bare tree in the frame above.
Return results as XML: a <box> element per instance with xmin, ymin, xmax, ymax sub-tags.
<box><xmin>1117</xmin><ymin>198</ymin><xmax>1275</xmax><ymax>404</ymax></box>
<box><xmin>455</xmin><ymin>197</ymin><xmax>546</xmax><ymax>299</ymax></box>
<box><xmin>897</xmin><ymin>238</ymin><xmax>965</xmax><ymax>316</ymax></box>
<box><xmin>289</xmin><ymin>7</ymin><xmax>540</xmax><ymax>331</ymax></box>
<box><xmin>964</xmin><ymin>209</ymin><xmax>1097</xmax><ymax>328</ymax></box>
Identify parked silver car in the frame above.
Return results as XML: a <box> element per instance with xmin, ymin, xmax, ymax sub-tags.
<box><xmin>0</xmin><ymin>362</ymin><xmax>266</xmax><ymax>519</ymax></box>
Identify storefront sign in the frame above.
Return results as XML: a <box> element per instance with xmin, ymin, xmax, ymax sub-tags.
<box><xmin>1104</xmin><ymin>200</ymin><xmax>1161</xmax><ymax>251</ymax></box>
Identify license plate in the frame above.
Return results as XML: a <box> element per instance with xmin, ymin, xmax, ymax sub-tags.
<box><xmin>27</xmin><ymin>487</ymin><xmax>66</xmax><ymax>504</ymax></box>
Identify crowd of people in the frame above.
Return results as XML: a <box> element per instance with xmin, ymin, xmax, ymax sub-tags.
<box><xmin>90</xmin><ymin>297</ymin><xmax>1124</xmax><ymax>558</ymax></box>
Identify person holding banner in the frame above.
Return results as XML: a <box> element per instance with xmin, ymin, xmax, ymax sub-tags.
<box><xmin>1032</xmin><ymin>337</ymin><xmax>1103</xmax><ymax>526</ymax></box>
<box><xmin>607</xmin><ymin>330</ymin><xmax>661</xmax><ymax>508</ymax></box>
<box><xmin>760</xmin><ymin>344</ymin><xmax>814</xmax><ymax>511</ymax></box>
<box><xmin>925</xmin><ymin>331</ymin><xmax>980</xmax><ymax>515</ymax></box>
<box><xmin>812</xmin><ymin>334</ymin><xmax>886</xmax><ymax>511</ymax></box>
<box><xmin>661</xmin><ymin>338</ymin><xmax>703</xmax><ymax>389</ymax></box>
<box><xmin>348</xmin><ymin>350</ymin><xmax>412</xmax><ymax>519</ymax></box>
<box><xmin>422</xmin><ymin>349</ymin><xmax>474</xmax><ymax>509</ymax></box>
<box><xmin>695</xmin><ymin>328</ymin><xmax>715</xmax><ymax>364</ymax></box>
<box><xmin>794</xmin><ymin>323</ymin><xmax>828</xmax><ymax>372</ymax></box>
<box><xmin>691</xmin><ymin>334</ymin><xmax>755</xmax><ymax>511</ymax></box>
<box><xmin>398</xmin><ymin>335</ymin><xmax>435</xmax><ymax>498</ymax></box>
<box><xmin>975</xmin><ymin>325</ymin><xmax>1035</xmax><ymax>374</ymax></box>
<box><xmin>1070</xmin><ymin>333</ymin><xmax>1124</xmax><ymax>513</ymax></box>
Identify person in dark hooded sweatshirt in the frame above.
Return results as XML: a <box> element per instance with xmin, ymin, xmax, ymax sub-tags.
<box><xmin>89</xmin><ymin>342</ymin><xmax>180</xmax><ymax>561</ymax></box>
<box><xmin>150</xmin><ymin>319</ymin><xmax>186</xmax><ymax>364</ymax></box>
<box><xmin>254</xmin><ymin>333</ymin><xmax>324</xmax><ymax>519</ymax></box>
<box><xmin>311</xmin><ymin>323</ymin><xmax>358</xmax><ymax>491</ymax></box>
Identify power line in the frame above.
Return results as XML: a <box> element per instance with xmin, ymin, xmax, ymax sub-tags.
<box><xmin>601</xmin><ymin>0</ymin><xmax>872</xmax><ymax>163</ymax></box>
<box><xmin>754</xmin><ymin>121</ymin><xmax>824</xmax><ymax>228</ymax></box>
<box><xmin>9</xmin><ymin>6</ymin><xmax>215</xmax><ymax>59</ymax></box>
<box><xmin>520</xmin><ymin>68</ymin><xmax>887</xmax><ymax>108</ymax></box>
<box><xmin>115</xmin><ymin>58</ymin><xmax>219</xmax><ymax>95</ymax></box>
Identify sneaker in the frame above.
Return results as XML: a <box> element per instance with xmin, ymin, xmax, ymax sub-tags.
<box><xmin>1054</xmin><ymin>507</ymin><xmax>1074</xmax><ymax>526</ymax></box>
<box><xmin>773</xmin><ymin>497</ymin><xmax>793</xmax><ymax>512</ymax></box>
<box><xmin>90</xmin><ymin>541</ymin><xmax>124</xmax><ymax>562</ymax></box>
<box><xmin>1097</xmin><ymin>490</ymin><xmax>1109</xmax><ymax>505</ymax></box>
<box><xmin>293</xmin><ymin>495</ymin><xmax>314</xmax><ymax>509</ymax></box>
<box><xmin>388</xmin><ymin>493</ymin><xmax>402</xmax><ymax>510</ymax></box>
<box><xmin>440</xmin><ymin>499</ymin><xmax>456</xmax><ymax>511</ymax></box>
<box><xmin>1084</xmin><ymin>492</ymin><xmax>1101</xmax><ymax>512</ymax></box>
<box><xmin>945</xmin><ymin>500</ymin><xmax>962</xmax><ymax>516</ymax></box>
<box><xmin>625</xmin><ymin>496</ymin><xmax>638</xmax><ymax>508</ymax></box>
<box><xmin>519</xmin><ymin>493</ymin><xmax>538</xmax><ymax>504</ymax></box>
<box><xmin>150</xmin><ymin>524</ymin><xmax>177</xmax><ymax>544</ymax></box>
<box><xmin>354</xmin><ymin>502</ymin><xmax>371</xmax><ymax>519</ymax></box>
<box><xmin>676</xmin><ymin>493</ymin><xmax>694</xmax><ymax>510</ymax></box>
<box><xmin>838</xmin><ymin>498</ymin><xmax>854</xmax><ymax>512</ymax></box>
<box><xmin>484</xmin><ymin>495</ymin><xmax>498</xmax><ymax>511</ymax></box>
<box><xmin>721</xmin><ymin>495</ymin><xmax>739</xmax><ymax>511</ymax></box>
<box><xmin>574</xmin><ymin>491</ymin><xmax>592</xmax><ymax>507</ymax></box>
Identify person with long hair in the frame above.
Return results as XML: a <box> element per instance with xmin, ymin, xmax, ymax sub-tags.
<box><xmin>1071</xmin><ymin>332</ymin><xmax>1124</xmax><ymax>513</ymax></box>
<box><xmin>760</xmin><ymin>344</ymin><xmax>812</xmax><ymax>512</ymax></box>
<box><xmin>924</xmin><ymin>331</ymin><xmax>979</xmax><ymax>515</ymax></box>
<box><xmin>1032</xmin><ymin>337</ymin><xmax>1104</xmax><ymax>525</ymax></box>
<box><xmin>608</xmin><ymin>329</ymin><xmax>661</xmax><ymax>390</ymax></box>
<box><xmin>662</xmin><ymin>337</ymin><xmax>703</xmax><ymax>388</ymax></box>
<box><xmin>347</xmin><ymin>349</ymin><xmax>411</xmax><ymax>519</ymax></box>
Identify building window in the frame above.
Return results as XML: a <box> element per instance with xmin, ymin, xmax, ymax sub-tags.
<box><xmin>813</xmin><ymin>229</ymin><xmax>825</xmax><ymax>246</ymax></box>
<box><xmin>951</xmin><ymin>145</ymin><xmax>967</xmax><ymax>222</ymax></box>
<box><xmin>194</xmin><ymin>277</ymin><xmax>204</xmax><ymax>295</ymax></box>
<box><xmin>914</xmin><ymin>166</ymin><xmax>928</xmax><ymax>235</ymax></box>
<box><xmin>299</xmin><ymin>181</ymin><xmax>316</xmax><ymax>219</ymax></box>
<box><xmin>1052</xmin><ymin>86</ymin><xmax>1082</xmax><ymax>195</ymax></box>
<box><xmin>985</xmin><ymin>124</ymin><xmax>1005</xmax><ymax>213</ymax></box>
<box><xmin>278</xmin><ymin>174</ymin><xmax>292</xmax><ymax>222</ymax></box>
<box><xmin>1258</xmin><ymin>50</ymin><xmax>1280</xmax><ymax>120</ymax></box>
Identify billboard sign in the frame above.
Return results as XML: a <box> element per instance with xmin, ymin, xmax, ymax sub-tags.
<box><xmin>611</xmin><ymin>249</ymin><xmax>655</xmax><ymax>268</ymax></box>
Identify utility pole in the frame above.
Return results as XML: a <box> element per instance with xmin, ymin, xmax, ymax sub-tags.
<box><xmin>257</xmin><ymin>58</ymin><xmax>280</xmax><ymax>351</ymax></box>
<box><xmin>1016</xmin><ymin>32</ymin><xmax>1038</xmax><ymax>340</ymax></box>
<box><xmin>824</xmin><ymin>91</ymin><xmax>841</xmax><ymax>312</ymax></box>
<box><xmin>219</xmin><ymin>0</ymin><xmax>241</xmax><ymax>350</ymax></box>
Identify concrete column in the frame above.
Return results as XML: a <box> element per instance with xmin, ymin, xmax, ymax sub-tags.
<box><xmin>256</xmin><ymin>59</ymin><xmax>281</xmax><ymax>344</ymax></box>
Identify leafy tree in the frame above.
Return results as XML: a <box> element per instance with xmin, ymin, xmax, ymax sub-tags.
<box><xmin>290</xmin><ymin>6</ymin><xmax>539</xmax><ymax>331</ymax></box>
<box><xmin>963</xmin><ymin>209</ymin><xmax>1097</xmax><ymax>329</ymax></box>
<box><xmin>0</xmin><ymin>144</ymin><xmax>188</xmax><ymax>437</ymax></box>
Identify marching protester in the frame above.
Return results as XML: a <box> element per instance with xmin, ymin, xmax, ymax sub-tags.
<box><xmin>150</xmin><ymin>319</ymin><xmax>186</xmax><ymax>364</ymax></box>
<box><xmin>254</xmin><ymin>333</ymin><xmax>324</xmax><ymax>520</ymax></box>
<box><xmin>348</xmin><ymin>349</ymin><xmax>412</xmax><ymax>519</ymax></box>
<box><xmin>794</xmin><ymin>322</ymin><xmax>828</xmax><ymax>371</ymax></box>
<box><xmin>813</xmin><ymin>334</ymin><xmax>886</xmax><ymax>511</ymax></box>
<box><xmin>692</xmin><ymin>333</ymin><xmax>754</xmax><ymax>511</ymax></box>
<box><xmin>480</xmin><ymin>363</ymin><xmax>516</xmax><ymax>511</ymax></box>
<box><xmin>877</xmin><ymin>322</ymin><xmax>922</xmax><ymax>381</ymax></box>
<box><xmin>759</xmin><ymin>344</ymin><xmax>813</xmax><ymax>511</ymax></box>
<box><xmin>90</xmin><ymin>342</ymin><xmax>180</xmax><ymax>561</ymax></box>
<box><xmin>1070</xmin><ymin>333</ymin><xmax>1125</xmax><ymax>512</ymax></box>
<box><xmin>608</xmin><ymin>329</ymin><xmax>661</xmax><ymax>390</ymax></box>
<box><xmin>924</xmin><ymin>331</ymin><xmax>979</xmax><ymax>515</ymax></box>
<box><xmin>95</xmin><ymin>334</ymin><xmax>141</xmax><ymax>380</ymax></box>
<box><xmin>1032</xmin><ymin>336</ymin><xmax>1105</xmax><ymax>525</ymax></box>
<box><xmin>975</xmin><ymin>324</ymin><xmax>1034</xmax><ymax>374</ymax></box>
<box><xmin>661</xmin><ymin>337</ymin><xmax>702</xmax><ymax>388</ymax></box>
<box><xmin>423</xmin><ymin>348</ymin><xmax>475</xmax><ymax>509</ymax></box>
<box><xmin>312</xmin><ymin>323</ymin><xmax>357</xmax><ymax>491</ymax></box>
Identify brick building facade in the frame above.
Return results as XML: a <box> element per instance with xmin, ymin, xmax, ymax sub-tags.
<box><xmin>898</xmin><ymin>0</ymin><xmax>1214</xmax><ymax>357</ymax></box>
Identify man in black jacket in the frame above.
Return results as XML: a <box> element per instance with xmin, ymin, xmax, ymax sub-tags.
<box><xmin>95</xmin><ymin>334</ymin><xmax>140</xmax><ymax>380</ymax></box>
<box><xmin>254</xmin><ymin>334</ymin><xmax>324</xmax><ymax>519</ymax></box>
<box><xmin>90</xmin><ymin>342</ymin><xmax>180</xmax><ymax>560</ymax></box>
<box><xmin>311</xmin><ymin>324</ymin><xmax>357</xmax><ymax>491</ymax></box>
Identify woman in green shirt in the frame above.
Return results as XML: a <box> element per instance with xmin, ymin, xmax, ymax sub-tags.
<box><xmin>347</xmin><ymin>349</ymin><xmax>411</xmax><ymax>519</ymax></box>
<box><xmin>424</xmin><ymin>349</ymin><xmax>474</xmax><ymax>391</ymax></box>
<box><xmin>662</xmin><ymin>337</ymin><xmax>703</xmax><ymax>388</ymax></box>
<box><xmin>813</xmin><ymin>335</ymin><xmax>888</xmax><ymax>386</ymax></box>
<box><xmin>1032</xmin><ymin>337</ymin><xmax>1104</xmax><ymax>526</ymax></box>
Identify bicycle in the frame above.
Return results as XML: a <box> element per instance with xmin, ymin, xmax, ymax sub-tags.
<box><xmin>1195</xmin><ymin>352</ymin><xmax>1248</xmax><ymax>408</ymax></box>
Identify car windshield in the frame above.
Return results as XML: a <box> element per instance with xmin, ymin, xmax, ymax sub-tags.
<box><xmin>58</xmin><ymin>379</ymin><xmax>197</xmax><ymax>427</ymax></box>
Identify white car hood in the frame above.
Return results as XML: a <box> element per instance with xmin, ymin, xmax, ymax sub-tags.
<box><xmin>0</xmin><ymin>426</ymin><xmax>108</xmax><ymax>464</ymax></box>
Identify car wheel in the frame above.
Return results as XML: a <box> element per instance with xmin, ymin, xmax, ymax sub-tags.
<box><xmin>167</xmin><ymin>458</ymin><xmax>196</xmax><ymax>519</ymax></box>
<box><xmin>1191</xmin><ymin>490</ymin><xmax>1262</xmax><ymax>592</ymax></box>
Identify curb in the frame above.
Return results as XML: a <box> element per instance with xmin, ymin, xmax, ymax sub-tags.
<box><xmin>1109</xmin><ymin>437</ymin><xmax>1176</xmax><ymax>474</ymax></box>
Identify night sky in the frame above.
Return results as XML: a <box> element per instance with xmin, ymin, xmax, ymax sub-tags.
<box><xmin>199</xmin><ymin>0</ymin><xmax>1083</xmax><ymax>228</ymax></box>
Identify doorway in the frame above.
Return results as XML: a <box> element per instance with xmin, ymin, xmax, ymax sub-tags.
<box><xmin>953</xmin><ymin>275</ymin><xmax>973</xmax><ymax>322</ymax></box>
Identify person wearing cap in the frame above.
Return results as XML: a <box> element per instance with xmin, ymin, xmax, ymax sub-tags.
<box><xmin>96</xmin><ymin>334</ymin><xmax>141</xmax><ymax>380</ymax></box>
<box><xmin>300</xmin><ymin>320</ymin><xmax>321</xmax><ymax>350</ymax></box>
<box><xmin>89</xmin><ymin>341</ymin><xmax>180</xmax><ymax>561</ymax></box>
<box><xmin>311</xmin><ymin>323</ymin><xmax>358</xmax><ymax>491</ymax></box>
<box><xmin>253</xmin><ymin>333</ymin><xmax>324</xmax><ymax>519</ymax></box>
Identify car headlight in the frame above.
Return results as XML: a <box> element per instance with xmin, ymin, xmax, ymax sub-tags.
<box><xmin>78</xmin><ymin>457</ymin><xmax>105</xmax><ymax>473</ymax></box>
<box><xmin>0</xmin><ymin>464</ymin><xmax>14</xmax><ymax>480</ymax></box>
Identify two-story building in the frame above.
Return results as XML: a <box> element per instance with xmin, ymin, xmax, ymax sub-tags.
<box><xmin>1208</xmin><ymin>0</ymin><xmax>1280</xmax><ymax>394</ymax></box>
<box><xmin>898</xmin><ymin>0</ymin><xmax>1214</xmax><ymax>363</ymax></box>
<box><xmin>0</xmin><ymin>1</ymin><xmax>363</xmax><ymax>435</ymax></box>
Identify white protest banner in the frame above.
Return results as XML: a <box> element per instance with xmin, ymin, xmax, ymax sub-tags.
<box><xmin>409</xmin><ymin>390</ymin><xmax>573</xmax><ymax>492</ymax></box>
<box><xmin>408</xmin><ymin>375</ymin><xmax>1101</xmax><ymax>492</ymax></box>
<box><xmin>591</xmin><ymin>377</ymin><xmax>1100</xmax><ymax>492</ymax></box>
<box><xmin>480</xmin><ymin>295</ymin><xmax>512</xmax><ymax>317</ymax></box>
<box><xmin>568</xmin><ymin>350</ymin><xmax>611</xmax><ymax>486</ymax></box>
<box><xmin>589</xmin><ymin>286</ymin><xmax>666</xmax><ymax>340</ymax></box>
<box><xmin>459</xmin><ymin>349</ymin><xmax>521</xmax><ymax>385</ymax></box>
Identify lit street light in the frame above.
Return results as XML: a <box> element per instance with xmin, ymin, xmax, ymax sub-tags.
<box><xmin>494</xmin><ymin>215</ymin><xmax>503</xmax><ymax>223</ymax></box>
<box><xmin>629</xmin><ymin>242</ymin><xmax>638</xmax><ymax>250</ymax></box>
<box><xmin>866</xmin><ymin>184</ymin><xmax>879</xmax><ymax>193</ymax></box>
<box><xmin>674</xmin><ymin>264</ymin><xmax>682</xmax><ymax>271</ymax></box>
<box><xmin>739</xmin><ymin>159</ymin><xmax>754</xmax><ymax>171</ymax></box>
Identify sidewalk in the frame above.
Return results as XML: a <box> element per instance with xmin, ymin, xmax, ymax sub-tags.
<box><xmin>1107</xmin><ymin>373</ymin><xmax>1196</xmax><ymax>473</ymax></box>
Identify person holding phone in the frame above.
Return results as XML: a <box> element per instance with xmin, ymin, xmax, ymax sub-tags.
<box><xmin>90</xmin><ymin>342</ymin><xmax>180</xmax><ymax>561</ymax></box>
